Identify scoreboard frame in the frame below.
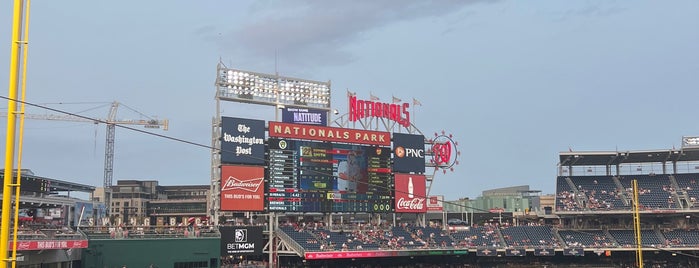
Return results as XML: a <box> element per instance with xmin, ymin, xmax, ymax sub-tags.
<box><xmin>266</xmin><ymin>138</ymin><xmax>393</xmax><ymax>213</ymax></box>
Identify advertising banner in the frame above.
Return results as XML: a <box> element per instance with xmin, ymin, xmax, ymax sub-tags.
<box><xmin>220</xmin><ymin>117</ymin><xmax>265</xmax><ymax>165</ymax></box>
<box><xmin>269</xmin><ymin>122</ymin><xmax>390</xmax><ymax>146</ymax></box>
<box><xmin>394</xmin><ymin>174</ymin><xmax>426</xmax><ymax>213</ymax></box>
<box><xmin>220</xmin><ymin>165</ymin><xmax>265</xmax><ymax>211</ymax></box>
<box><xmin>281</xmin><ymin>107</ymin><xmax>327</xmax><ymax>126</ymax></box>
<box><xmin>392</xmin><ymin>133</ymin><xmax>425</xmax><ymax>173</ymax></box>
<box><xmin>9</xmin><ymin>240</ymin><xmax>88</xmax><ymax>251</ymax></box>
<box><xmin>426</xmin><ymin>195</ymin><xmax>444</xmax><ymax>212</ymax></box>
<box><xmin>220</xmin><ymin>226</ymin><xmax>263</xmax><ymax>256</ymax></box>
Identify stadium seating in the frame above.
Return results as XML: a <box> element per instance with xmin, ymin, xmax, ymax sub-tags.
<box><xmin>450</xmin><ymin>225</ymin><xmax>501</xmax><ymax>248</ymax></box>
<box><xmin>608</xmin><ymin>229</ymin><xmax>664</xmax><ymax>247</ymax></box>
<box><xmin>662</xmin><ymin>229</ymin><xmax>699</xmax><ymax>247</ymax></box>
<box><xmin>500</xmin><ymin>225</ymin><xmax>560</xmax><ymax>248</ymax></box>
<box><xmin>558</xmin><ymin>229</ymin><xmax>618</xmax><ymax>248</ymax></box>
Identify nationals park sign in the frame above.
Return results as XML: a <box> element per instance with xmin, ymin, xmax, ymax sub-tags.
<box><xmin>268</xmin><ymin>122</ymin><xmax>390</xmax><ymax>146</ymax></box>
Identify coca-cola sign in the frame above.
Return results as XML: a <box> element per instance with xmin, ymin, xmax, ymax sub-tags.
<box><xmin>394</xmin><ymin>174</ymin><xmax>427</xmax><ymax>213</ymax></box>
<box><xmin>396</xmin><ymin>197</ymin><xmax>425</xmax><ymax>210</ymax></box>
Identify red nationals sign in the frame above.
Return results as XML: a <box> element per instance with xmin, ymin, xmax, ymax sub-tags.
<box><xmin>394</xmin><ymin>174</ymin><xmax>426</xmax><ymax>213</ymax></box>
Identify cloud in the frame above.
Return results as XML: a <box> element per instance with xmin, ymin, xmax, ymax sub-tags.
<box><xmin>211</xmin><ymin>0</ymin><xmax>496</xmax><ymax>67</ymax></box>
<box><xmin>556</xmin><ymin>4</ymin><xmax>627</xmax><ymax>21</ymax></box>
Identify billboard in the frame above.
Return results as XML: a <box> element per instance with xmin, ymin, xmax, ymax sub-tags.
<box><xmin>220</xmin><ymin>165</ymin><xmax>265</xmax><ymax>211</ymax></box>
<box><xmin>220</xmin><ymin>226</ymin><xmax>264</xmax><ymax>256</ymax></box>
<box><xmin>220</xmin><ymin>117</ymin><xmax>265</xmax><ymax>165</ymax></box>
<box><xmin>394</xmin><ymin>174</ymin><xmax>426</xmax><ymax>213</ymax></box>
<box><xmin>392</xmin><ymin>133</ymin><xmax>425</xmax><ymax>173</ymax></box>
<box><xmin>8</xmin><ymin>240</ymin><xmax>88</xmax><ymax>251</ymax></box>
<box><xmin>269</xmin><ymin>122</ymin><xmax>390</xmax><ymax>146</ymax></box>
<box><xmin>427</xmin><ymin>195</ymin><xmax>444</xmax><ymax>212</ymax></box>
<box><xmin>267</xmin><ymin>138</ymin><xmax>392</xmax><ymax>213</ymax></box>
<box><xmin>682</xmin><ymin>136</ymin><xmax>699</xmax><ymax>148</ymax></box>
<box><xmin>281</xmin><ymin>107</ymin><xmax>327</xmax><ymax>126</ymax></box>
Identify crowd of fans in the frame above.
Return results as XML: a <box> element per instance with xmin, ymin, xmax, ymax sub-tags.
<box><xmin>279</xmin><ymin>220</ymin><xmax>699</xmax><ymax>252</ymax></box>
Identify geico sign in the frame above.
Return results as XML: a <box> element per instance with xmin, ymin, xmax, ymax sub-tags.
<box><xmin>395</xmin><ymin>146</ymin><xmax>424</xmax><ymax>158</ymax></box>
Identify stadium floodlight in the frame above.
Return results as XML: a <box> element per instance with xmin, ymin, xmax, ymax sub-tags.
<box><xmin>216</xmin><ymin>65</ymin><xmax>331</xmax><ymax>110</ymax></box>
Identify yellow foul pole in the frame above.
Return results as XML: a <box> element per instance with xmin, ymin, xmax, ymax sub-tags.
<box><xmin>1</xmin><ymin>0</ymin><xmax>27</xmax><ymax>267</ymax></box>
<box><xmin>11</xmin><ymin>0</ymin><xmax>31</xmax><ymax>267</ymax></box>
<box><xmin>632</xmin><ymin>179</ymin><xmax>643</xmax><ymax>268</ymax></box>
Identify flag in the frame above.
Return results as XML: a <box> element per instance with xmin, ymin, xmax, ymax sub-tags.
<box><xmin>412</xmin><ymin>98</ymin><xmax>422</xmax><ymax>106</ymax></box>
<box><xmin>392</xmin><ymin>96</ymin><xmax>402</xmax><ymax>103</ymax></box>
<box><xmin>347</xmin><ymin>89</ymin><xmax>356</xmax><ymax>97</ymax></box>
<box><xmin>370</xmin><ymin>92</ymin><xmax>380</xmax><ymax>101</ymax></box>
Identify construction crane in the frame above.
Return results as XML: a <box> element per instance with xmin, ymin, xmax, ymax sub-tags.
<box><xmin>1</xmin><ymin>101</ymin><xmax>168</xmax><ymax>211</ymax></box>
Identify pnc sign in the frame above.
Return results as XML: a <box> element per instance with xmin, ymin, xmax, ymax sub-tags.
<box><xmin>392</xmin><ymin>133</ymin><xmax>426</xmax><ymax>173</ymax></box>
<box><xmin>348</xmin><ymin>95</ymin><xmax>410</xmax><ymax>128</ymax></box>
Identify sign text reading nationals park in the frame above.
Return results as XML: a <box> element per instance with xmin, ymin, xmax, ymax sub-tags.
<box><xmin>268</xmin><ymin>122</ymin><xmax>391</xmax><ymax>146</ymax></box>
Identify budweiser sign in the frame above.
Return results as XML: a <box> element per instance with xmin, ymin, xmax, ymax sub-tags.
<box><xmin>396</xmin><ymin>197</ymin><xmax>425</xmax><ymax>210</ymax></box>
<box><xmin>220</xmin><ymin>165</ymin><xmax>265</xmax><ymax>211</ymax></box>
<box><xmin>222</xmin><ymin>176</ymin><xmax>264</xmax><ymax>192</ymax></box>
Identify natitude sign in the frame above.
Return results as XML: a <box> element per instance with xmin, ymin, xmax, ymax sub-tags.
<box><xmin>220</xmin><ymin>165</ymin><xmax>265</xmax><ymax>211</ymax></box>
<box><xmin>394</xmin><ymin>174</ymin><xmax>426</xmax><ymax>213</ymax></box>
<box><xmin>281</xmin><ymin>107</ymin><xmax>327</xmax><ymax>126</ymax></box>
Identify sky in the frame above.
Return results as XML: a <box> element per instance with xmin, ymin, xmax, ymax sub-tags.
<box><xmin>0</xmin><ymin>0</ymin><xmax>698</xmax><ymax>200</ymax></box>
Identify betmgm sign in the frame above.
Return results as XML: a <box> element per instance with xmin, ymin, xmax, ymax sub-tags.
<box><xmin>220</xmin><ymin>226</ymin><xmax>263</xmax><ymax>256</ymax></box>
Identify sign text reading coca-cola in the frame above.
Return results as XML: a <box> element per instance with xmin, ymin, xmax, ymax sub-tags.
<box><xmin>348</xmin><ymin>95</ymin><xmax>410</xmax><ymax>128</ymax></box>
<box><xmin>394</xmin><ymin>174</ymin><xmax>426</xmax><ymax>213</ymax></box>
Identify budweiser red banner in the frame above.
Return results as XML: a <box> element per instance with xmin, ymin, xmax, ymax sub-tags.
<box><xmin>221</xmin><ymin>165</ymin><xmax>265</xmax><ymax>211</ymax></box>
<box><xmin>394</xmin><ymin>174</ymin><xmax>426</xmax><ymax>213</ymax></box>
<box><xmin>268</xmin><ymin>122</ymin><xmax>390</xmax><ymax>146</ymax></box>
<box><xmin>9</xmin><ymin>240</ymin><xmax>88</xmax><ymax>251</ymax></box>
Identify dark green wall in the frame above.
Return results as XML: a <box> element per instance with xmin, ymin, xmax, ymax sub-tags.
<box><xmin>82</xmin><ymin>238</ymin><xmax>220</xmax><ymax>268</ymax></box>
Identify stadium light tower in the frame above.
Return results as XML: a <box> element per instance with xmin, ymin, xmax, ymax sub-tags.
<box><xmin>211</xmin><ymin>62</ymin><xmax>332</xmax><ymax>267</ymax></box>
<box><xmin>210</xmin><ymin>61</ymin><xmax>332</xmax><ymax>224</ymax></box>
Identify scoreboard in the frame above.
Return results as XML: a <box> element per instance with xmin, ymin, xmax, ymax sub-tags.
<box><xmin>0</xmin><ymin>175</ymin><xmax>49</xmax><ymax>194</ymax></box>
<box><xmin>267</xmin><ymin>138</ymin><xmax>393</xmax><ymax>213</ymax></box>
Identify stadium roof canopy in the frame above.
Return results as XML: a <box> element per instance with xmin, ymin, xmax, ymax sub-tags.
<box><xmin>1</xmin><ymin>169</ymin><xmax>95</xmax><ymax>193</ymax></box>
<box><xmin>559</xmin><ymin>148</ymin><xmax>699</xmax><ymax>166</ymax></box>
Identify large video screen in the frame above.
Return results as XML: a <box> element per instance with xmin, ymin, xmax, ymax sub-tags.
<box><xmin>267</xmin><ymin>138</ymin><xmax>392</xmax><ymax>213</ymax></box>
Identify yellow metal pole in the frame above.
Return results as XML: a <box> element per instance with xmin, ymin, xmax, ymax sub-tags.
<box><xmin>632</xmin><ymin>179</ymin><xmax>643</xmax><ymax>268</ymax></box>
<box><xmin>1</xmin><ymin>0</ymin><xmax>26</xmax><ymax>267</ymax></box>
<box><xmin>11</xmin><ymin>0</ymin><xmax>31</xmax><ymax>267</ymax></box>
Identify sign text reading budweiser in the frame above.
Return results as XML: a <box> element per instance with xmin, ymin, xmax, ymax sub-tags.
<box><xmin>269</xmin><ymin>122</ymin><xmax>390</xmax><ymax>146</ymax></box>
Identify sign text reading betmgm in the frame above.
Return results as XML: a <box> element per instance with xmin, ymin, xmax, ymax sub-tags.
<box><xmin>269</xmin><ymin>122</ymin><xmax>390</xmax><ymax>146</ymax></box>
<box><xmin>226</xmin><ymin>242</ymin><xmax>256</xmax><ymax>253</ymax></box>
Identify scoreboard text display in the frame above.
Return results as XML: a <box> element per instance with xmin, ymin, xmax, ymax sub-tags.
<box><xmin>267</xmin><ymin>138</ymin><xmax>392</xmax><ymax>213</ymax></box>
